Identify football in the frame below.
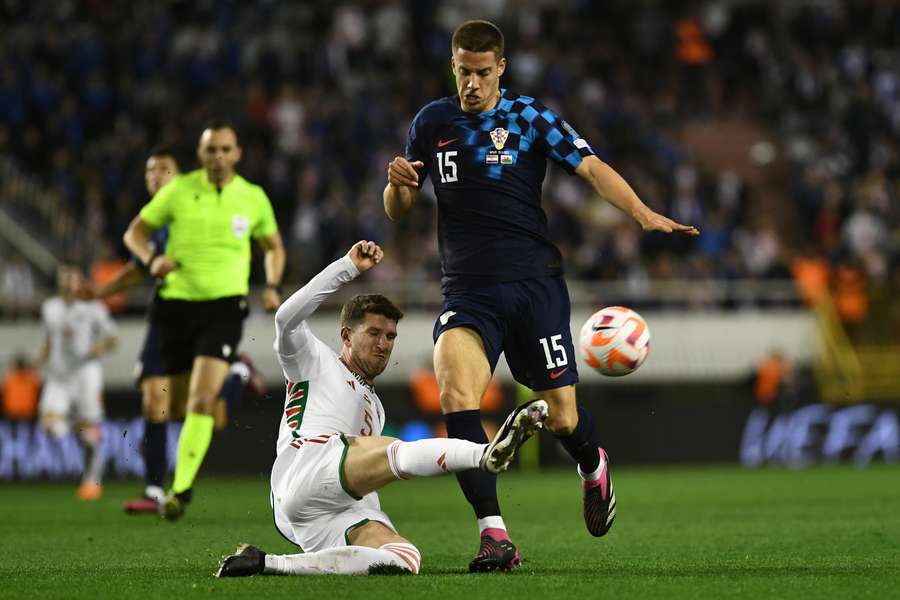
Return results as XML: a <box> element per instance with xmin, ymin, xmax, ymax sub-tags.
<box><xmin>579</xmin><ymin>306</ymin><xmax>651</xmax><ymax>376</ymax></box>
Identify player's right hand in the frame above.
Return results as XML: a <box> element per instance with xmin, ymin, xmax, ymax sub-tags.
<box><xmin>347</xmin><ymin>240</ymin><xmax>383</xmax><ymax>273</ymax></box>
<box><xmin>149</xmin><ymin>255</ymin><xmax>178</xmax><ymax>278</ymax></box>
<box><xmin>387</xmin><ymin>156</ymin><xmax>424</xmax><ymax>188</ymax></box>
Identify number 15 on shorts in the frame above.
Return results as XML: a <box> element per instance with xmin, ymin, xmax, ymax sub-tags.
<box><xmin>539</xmin><ymin>334</ymin><xmax>568</xmax><ymax>369</ymax></box>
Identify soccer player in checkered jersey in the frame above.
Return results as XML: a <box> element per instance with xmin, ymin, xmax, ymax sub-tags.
<box><xmin>384</xmin><ymin>20</ymin><xmax>699</xmax><ymax>571</ymax></box>
<box><xmin>216</xmin><ymin>241</ymin><xmax>548</xmax><ymax>577</ymax></box>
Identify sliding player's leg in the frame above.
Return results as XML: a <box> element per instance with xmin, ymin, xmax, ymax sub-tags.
<box><xmin>217</xmin><ymin>402</ymin><xmax>547</xmax><ymax>577</ymax></box>
<box><xmin>218</xmin><ymin>521</ymin><xmax>422</xmax><ymax>577</ymax></box>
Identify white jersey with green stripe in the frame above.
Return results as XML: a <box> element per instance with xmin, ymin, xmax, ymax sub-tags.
<box><xmin>139</xmin><ymin>169</ymin><xmax>278</xmax><ymax>301</ymax></box>
<box><xmin>271</xmin><ymin>256</ymin><xmax>386</xmax><ymax>463</ymax></box>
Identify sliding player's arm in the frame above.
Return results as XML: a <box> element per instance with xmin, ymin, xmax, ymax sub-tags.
<box><xmin>575</xmin><ymin>156</ymin><xmax>699</xmax><ymax>236</ymax></box>
<box><xmin>274</xmin><ymin>241</ymin><xmax>383</xmax><ymax>367</ymax></box>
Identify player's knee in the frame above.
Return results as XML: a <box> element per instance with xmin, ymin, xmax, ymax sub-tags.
<box><xmin>42</xmin><ymin>416</ymin><xmax>69</xmax><ymax>439</ymax></box>
<box><xmin>187</xmin><ymin>391</ymin><xmax>217</xmax><ymax>415</ymax></box>
<box><xmin>143</xmin><ymin>386</ymin><xmax>169</xmax><ymax>421</ymax></box>
<box><xmin>439</xmin><ymin>388</ymin><xmax>480</xmax><ymax>413</ymax></box>
<box><xmin>78</xmin><ymin>423</ymin><xmax>102</xmax><ymax>445</ymax></box>
<box><xmin>545</xmin><ymin>407</ymin><xmax>578</xmax><ymax>435</ymax></box>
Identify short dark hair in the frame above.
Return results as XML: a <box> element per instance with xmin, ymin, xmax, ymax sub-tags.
<box><xmin>452</xmin><ymin>20</ymin><xmax>504</xmax><ymax>58</ymax></box>
<box><xmin>204</xmin><ymin>118</ymin><xmax>239</xmax><ymax>142</ymax></box>
<box><xmin>148</xmin><ymin>145</ymin><xmax>179</xmax><ymax>165</ymax></box>
<box><xmin>340</xmin><ymin>294</ymin><xmax>404</xmax><ymax>329</ymax></box>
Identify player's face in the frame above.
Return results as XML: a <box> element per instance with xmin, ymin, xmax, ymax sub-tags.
<box><xmin>145</xmin><ymin>155</ymin><xmax>179</xmax><ymax>196</ymax></box>
<box><xmin>197</xmin><ymin>128</ymin><xmax>242</xmax><ymax>184</ymax></box>
<box><xmin>345</xmin><ymin>313</ymin><xmax>398</xmax><ymax>380</ymax></box>
<box><xmin>452</xmin><ymin>48</ymin><xmax>506</xmax><ymax>114</ymax></box>
<box><xmin>57</xmin><ymin>266</ymin><xmax>83</xmax><ymax>297</ymax></box>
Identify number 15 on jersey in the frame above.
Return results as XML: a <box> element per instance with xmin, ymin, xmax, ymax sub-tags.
<box><xmin>437</xmin><ymin>151</ymin><xmax>458</xmax><ymax>183</ymax></box>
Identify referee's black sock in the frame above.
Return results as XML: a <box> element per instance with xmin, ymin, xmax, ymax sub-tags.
<box><xmin>444</xmin><ymin>409</ymin><xmax>501</xmax><ymax>519</ymax></box>
<box><xmin>143</xmin><ymin>420</ymin><xmax>167</xmax><ymax>490</ymax></box>
<box><xmin>553</xmin><ymin>405</ymin><xmax>601</xmax><ymax>475</ymax></box>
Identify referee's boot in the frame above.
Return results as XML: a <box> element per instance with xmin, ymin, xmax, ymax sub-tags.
<box><xmin>159</xmin><ymin>488</ymin><xmax>192</xmax><ymax>521</ymax></box>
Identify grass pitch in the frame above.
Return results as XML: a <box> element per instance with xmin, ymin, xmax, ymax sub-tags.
<box><xmin>1</xmin><ymin>465</ymin><xmax>898</xmax><ymax>599</ymax></box>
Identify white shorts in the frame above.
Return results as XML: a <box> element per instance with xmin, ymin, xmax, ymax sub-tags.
<box><xmin>270</xmin><ymin>433</ymin><xmax>396</xmax><ymax>553</ymax></box>
<box><xmin>39</xmin><ymin>363</ymin><xmax>104</xmax><ymax>423</ymax></box>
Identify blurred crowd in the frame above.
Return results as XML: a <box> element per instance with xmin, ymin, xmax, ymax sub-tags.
<box><xmin>1</xmin><ymin>1</ymin><xmax>899</xmax><ymax>334</ymax></box>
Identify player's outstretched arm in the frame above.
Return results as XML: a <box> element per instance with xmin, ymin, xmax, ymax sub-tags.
<box><xmin>575</xmin><ymin>155</ymin><xmax>699</xmax><ymax>236</ymax></box>
<box><xmin>88</xmin><ymin>262</ymin><xmax>145</xmax><ymax>299</ymax></box>
<box><xmin>383</xmin><ymin>156</ymin><xmax>423</xmax><ymax>221</ymax></box>
<box><xmin>274</xmin><ymin>241</ymin><xmax>383</xmax><ymax>356</ymax></box>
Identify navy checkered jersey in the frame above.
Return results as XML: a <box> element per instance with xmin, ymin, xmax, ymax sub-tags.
<box><xmin>405</xmin><ymin>89</ymin><xmax>594</xmax><ymax>292</ymax></box>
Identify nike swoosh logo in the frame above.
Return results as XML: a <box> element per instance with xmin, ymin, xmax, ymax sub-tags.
<box><xmin>592</xmin><ymin>325</ymin><xmax>615</xmax><ymax>331</ymax></box>
<box><xmin>549</xmin><ymin>367</ymin><xmax>569</xmax><ymax>380</ymax></box>
<box><xmin>436</xmin><ymin>138</ymin><xmax>458</xmax><ymax>148</ymax></box>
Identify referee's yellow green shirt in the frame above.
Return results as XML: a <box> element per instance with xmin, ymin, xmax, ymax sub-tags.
<box><xmin>139</xmin><ymin>169</ymin><xmax>278</xmax><ymax>301</ymax></box>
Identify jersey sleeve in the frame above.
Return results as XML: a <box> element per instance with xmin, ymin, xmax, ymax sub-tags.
<box><xmin>139</xmin><ymin>178</ymin><xmax>178</xmax><ymax>228</ymax></box>
<box><xmin>251</xmin><ymin>188</ymin><xmax>278</xmax><ymax>239</ymax></box>
<box><xmin>404</xmin><ymin>108</ymin><xmax>431</xmax><ymax>183</ymax></box>
<box><xmin>273</xmin><ymin>255</ymin><xmax>360</xmax><ymax>381</ymax></box>
<box><xmin>527</xmin><ymin>103</ymin><xmax>595</xmax><ymax>175</ymax></box>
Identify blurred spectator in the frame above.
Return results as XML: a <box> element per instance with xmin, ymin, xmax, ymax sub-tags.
<box><xmin>0</xmin><ymin>0</ymin><xmax>896</xmax><ymax>322</ymax></box>
<box><xmin>2</xmin><ymin>354</ymin><xmax>40</xmax><ymax>420</ymax></box>
<box><xmin>790</xmin><ymin>244</ymin><xmax>831</xmax><ymax>306</ymax></box>
<box><xmin>90</xmin><ymin>242</ymin><xmax>129</xmax><ymax>314</ymax></box>
<box><xmin>1</xmin><ymin>256</ymin><xmax>37</xmax><ymax>319</ymax></box>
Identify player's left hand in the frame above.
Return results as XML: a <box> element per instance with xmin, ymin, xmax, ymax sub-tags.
<box><xmin>262</xmin><ymin>286</ymin><xmax>281</xmax><ymax>313</ymax></box>
<box><xmin>347</xmin><ymin>240</ymin><xmax>384</xmax><ymax>273</ymax></box>
<box><xmin>636</xmin><ymin>209</ymin><xmax>699</xmax><ymax>236</ymax></box>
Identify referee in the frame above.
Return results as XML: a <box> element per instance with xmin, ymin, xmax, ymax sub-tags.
<box><xmin>124</xmin><ymin>120</ymin><xmax>285</xmax><ymax>519</ymax></box>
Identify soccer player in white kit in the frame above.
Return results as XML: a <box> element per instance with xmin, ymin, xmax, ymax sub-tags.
<box><xmin>36</xmin><ymin>263</ymin><xmax>119</xmax><ymax>500</ymax></box>
<box><xmin>217</xmin><ymin>241</ymin><xmax>548</xmax><ymax>577</ymax></box>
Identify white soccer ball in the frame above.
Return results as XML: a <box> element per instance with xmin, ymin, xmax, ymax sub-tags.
<box><xmin>579</xmin><ymin>306</ymin><xmax>650</xmax><ymax>377</ymax></box>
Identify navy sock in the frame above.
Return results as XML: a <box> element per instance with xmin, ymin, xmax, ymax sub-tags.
<box><xmin>553</xmin><ymin>405</ymin><xmax>600</xmax><ymax>474</ymax></box>
<box><xmin>219</xmin><ymin>372</ymin><xmax>244</xmax><ymax>417</ymax></box>
<box><xmin>143</xmin><ymin>421</ymin><xmax>167</xmax><ymax>489</ymax></box>
<box><xmin>445</xmin><ymin>409</ymin><xmax>501</xmax><ymax>519</ymax></box>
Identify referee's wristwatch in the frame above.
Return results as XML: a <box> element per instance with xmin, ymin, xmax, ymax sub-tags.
<box><xmin>266</xmin><ymin>283</ymin><xmax>283</xmax><ymax>295</ymax></box>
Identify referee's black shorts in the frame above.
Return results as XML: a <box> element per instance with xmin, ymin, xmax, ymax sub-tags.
<box><xmin>150</xmin><ymin>295</ymin><xmax>249</xmax><ymax>375</ymax></box>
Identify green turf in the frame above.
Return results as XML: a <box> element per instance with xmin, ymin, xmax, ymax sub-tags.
<box><xmin>1</xmin><ymin>465</ymin><xmax>899</xmax><ymax>599</ymax></box>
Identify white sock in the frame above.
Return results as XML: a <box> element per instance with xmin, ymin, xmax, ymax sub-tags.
<box><xmin>263</xmin><ymin>543</ymin><xmax>421</xmax><ymax>575</ymax></box>
<box><xmin>228</xmin><ymin>361</ymin><xmax>251</xmax><ymax>382</ymax></box>
<box><xmin>578</xmin><ymin>453</ymin><xmax>606</xmax><ymax>482</ymax></box>
<box><xmin>477</xmin><ymin>516</ymin><xmax>507</xmax><ymax>535</ymax></box>
<box><xmin>144</xmin><ymin>485</ymin><xmax>165</xmax><ymax>503</ymax></box>
<box><xmin>81</xmin><ymin>433</ymin><xmax>104</xmax><ymax>485</ymax></box>
<box><xmin>386</xmin><ymin>439</ymin><xmax>485</xmax><ymax>480</ymax></box>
